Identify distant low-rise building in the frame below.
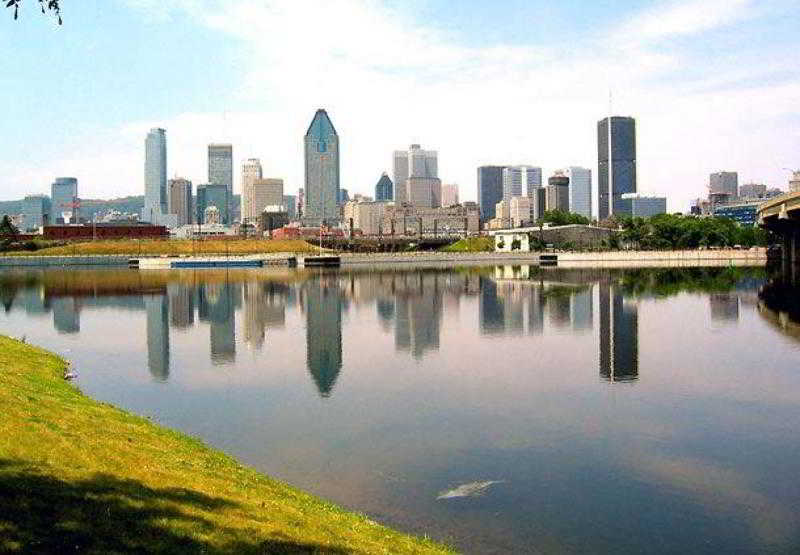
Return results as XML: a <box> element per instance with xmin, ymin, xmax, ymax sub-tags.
<box><xmin>619</xmin><ymin>193</ymin><xmax>667</xmax><ymax>218</ymax></box>
<box><xmin>713</xmin><ymin>200</ymin><xmax>761</xmax><ymax>227</ymax></box>
<box><xmin>738</xmin><ymin>182</ymin><xmax>767</xmax><ymax>199</ymax></box>
<box><xmin>509</xmin><ymin>196</ymin><xmax>532</xmax><ymax>228</ymax></box>
<box><xmin>343</xmin><ymin>200</ymin><xmax>390</xmax><ymax>236</ymax></box>
<box><xmin>259</xmin><ymin>205</ymin><xmax>290</xmax><ymax>236</ymax></box>
<box><xmin>441</xmin><ymin>183</ymin><xmax>459</xmax><ymax>207</ymax></box>
<box><xmin>790</xmin><ymin>171</ymin><xmax>800</xmax><ymax>193</ymax></box>
<box><xmin>382</xmin><ymin>203</ymin><xmax>479</xmax><ymax>236</ymax></box>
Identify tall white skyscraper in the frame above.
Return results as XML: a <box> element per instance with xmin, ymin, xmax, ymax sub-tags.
<box><xmin>208</xmin><ymin>144</ymin><xmax>233</xmax><ymax>222</ymax></box>
<box><xmin>393</xmin><ymin>144</ymin><xmax>440</xmax><ymax>207</ymax></box>
<box><xmin>503</xmin><ymin>166</ymin><xmax>542</xmax><ymax>204</ymax></box>
<box><xmin>566</xmin><ymin>166</ymin><xmax>592</xmax><ymax>219</ymax></box>
<box><xmin>241</xmin><ymin>158</ymin><xmax>263</xmax><ymax>224</ymax></box>
<box><xmin>143</xmin><ymin>128</ymin><xmax>167</xmax><ymax>223</ymax></box>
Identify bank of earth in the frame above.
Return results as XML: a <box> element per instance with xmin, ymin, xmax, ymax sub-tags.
<box><xmin>0</xmin><ymin>336</ymin><xmax>453</xmax><ymax>554</ymax></box>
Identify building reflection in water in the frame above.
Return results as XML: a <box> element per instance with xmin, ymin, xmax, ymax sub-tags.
<box><xmin>709</xmin><ymin>293</ymin><xmax>740</xmax><ymax>322</ymax></box>
<box><xmin>395</xmin><ymin>273</ymin><xmax>443</xmax><ymax>359</ymax></box>
<box><xmin>199</xmin><ymin>281</ymin><xmax>238</xmax><ymax>365</ymax></box>
<box><xmin>52</xmin><ymin>297</ymin><xmax>80</xmax><ymax>334</ymax></box>
<box><xmin>243</xmin><ymin>281</ymin><xmax>288</xmax><ymax>350</ymax></box>
<box><xmin>145</xmin><ymin>294</ymin><xmax>170</xmax><ymax>382</ymax></box>
<box><xmin>598</xmin><ymin>281</ymin><xmax>639</xmax><ymax>383</ymax></box>
<box><xmin>168</xmin><ymin>283</ymin><xmax>195</xmax><ymax>329</ymax></box>
<box><xmin>304</xmin><ymin>276</ymin><xmax>343</xmax><ymax>397</ymax></box>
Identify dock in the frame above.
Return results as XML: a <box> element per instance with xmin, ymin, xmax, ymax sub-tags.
<box><xmin>131</xmin><ymin>255</ymin><xmax>297</xmax><ymax>269</ymax></box>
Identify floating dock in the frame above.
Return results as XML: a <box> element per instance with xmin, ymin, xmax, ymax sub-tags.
<box><xmin>298</xmin><ymin>255</ymin><xmax>341</xmax><ymax>267</ymax></box>
<box><xmin>131</xmin><ymin>255</ymin><xmax>296</xmax><ymax>269</ymax></box>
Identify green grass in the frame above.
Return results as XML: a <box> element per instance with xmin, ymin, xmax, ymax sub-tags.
<box><xmin>439</xmin><ymin>237</ymin><xmax>494</xmax><ymax>253</ymax></box>
<box><xmin>0</xmin><ymin>336</ymin><xmax>453</xmax><ymax>554</ymax></box>
<box><xmin>5</xmin><ymin>239</ymin><xmax>323</xmax><ymax>257</ymax></box>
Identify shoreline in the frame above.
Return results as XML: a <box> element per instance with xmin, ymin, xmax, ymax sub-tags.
<box><xmin>0</xmin><ymin>248</ymin><xmax>767</xmax><ymax>268</ymax></box>
<box><xmin>0</xmin><ymin>335</ymin><xmax>452</xmax><ymax>554</ymax></box>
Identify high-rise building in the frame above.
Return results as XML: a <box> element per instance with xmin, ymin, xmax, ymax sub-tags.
<box><xmin>208</xmin><ymin>143</ymin><xmax>233</xmax><ymax>222</ymax></box>
<box><xmin>709</xmin><ymin>171</ymin><xmax>738</xmax><ymax>198</ymax></box>
<box><xmin>441</xmin><ymin>183</ymin><xmax>459</xmax><ymax>207</ymax></box>
<box><xmin>375</xmin><ymin>172</ymin><xmax>393</xmax><ymax>201</ymax></box>
<box><xmin>22</xmin><ymin>195</ymin><xmax>51</xmax><ymax>231</ymax></box>
<box><xmin>598</xmin><ymin>116</ymin><xmax>636</xmax><ymax>219</ymax></box>
<box><xmin>566</xmin><ymin>167</ymin><xmax>592</xmax><ymax>219</ymax></box>
<box><xmin>250</xmin><ymin>178</ymin><xmax>284</xmax><ymax>216</ymax></box>
<box><xmin>532</xmin><ymin>187</ymin><xmax>547</xmax><ymax>222</ymax></box>
<box><xmin>196</xmin><ymin>183</ymin><xmax>229</xmax><ymax>224</ymax></box>
<box><xmin>143</xmin><ymin>128</ymin><xmax>167</xmax><ymax>223</ymax></box>
<box><xmin>283</xmin><ymin>194</ymin><xmax>297</xmax><ymax>220</ymax></box>
<box><xmin>304</xmin><ymin>109</ymin><xmax>340</xmax><ymax>224</ymax></box>
<box><xmin>503</xmin><ymin>166</ymin><xmax>541</xmax><ymax>203</ymax></box>
<box><xmin>509</xmin><ymin>196</ymin><xmax>532</xmax><ymax>227</ymax></box>
<box><xmin>739</xmin><ymin>182</ymin><xmax>767</xmax><ymax>199</ymax></box>
<box><xmin>545</xmin><ymin>171</ymin><xmax>570</xmax><ymax>212</ymax></box>
<box><xmin>477</xmin><ymin>166</ymin><xmax>505</xmax><ymax>222</ymax></box>
<box><xmin>338</xmin><ymin>188</ymin><xmax>350</xmax><ymax>205</ymax></box>
<box><xmin>51</xmin><ymin>177</ymin><xmax>78</xmax><ymax>224</ymax></box>
<box><xmin>393</xmin><ymin>144</ymin><xmax>440</xmax><ymax>207</ymax></box>
<box><xmin>240</xmin><ymin>158</ymin><xmax>263</xmax><ymax>224</ymax></box>
<box><xmin>618</xmin><ymin>193</ymin><xmax>667</xmax><ymax>217</ymax></box>
<box><xmin>167</xmin><ymin>177</ymin><xmax>193</xmax><ymax>226</ymax></box>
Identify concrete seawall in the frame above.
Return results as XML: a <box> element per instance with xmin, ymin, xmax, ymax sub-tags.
<box><xmin>0</xmin><ymin>255</ymin><xmax>130</xmax><ymax>267</ymax></box>
<box><xmin>0</xmin><ymin>249</ymin><xmax>766</xmax><ymax>268</ymax></box>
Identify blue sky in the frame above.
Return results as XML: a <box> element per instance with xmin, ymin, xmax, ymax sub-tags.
<box><xmin>2</xmin><ymin>0</ymin><xmax>798</xmax><ymax>213</ymax></box>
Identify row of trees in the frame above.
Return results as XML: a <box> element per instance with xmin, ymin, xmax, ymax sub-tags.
<box><xmin>615</xmin><ymin>213</ymin><xmax>767</xmax><ymax>250</ymax></box>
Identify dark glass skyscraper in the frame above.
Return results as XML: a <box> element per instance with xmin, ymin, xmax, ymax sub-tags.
<box><xmin>375</xmin><ymin>173</ymin><xmax>393</xmax><ymax>201</ymax></box>
<box><xmin>304</xmin><ymin>109</ymin><xmax>340</xmax><ymax>224</ymax></box>
<box><xmin>598</xmin><ymin>116</ymin><xmax>636</xmax><ymax>220</ymax></box>
<box><xmin>477</xmin><ymin>166</ymin><xmax>506</xmax><ymax>222</ymax></box>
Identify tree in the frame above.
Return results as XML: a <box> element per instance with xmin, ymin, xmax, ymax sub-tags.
<box><xmin>539</xmin><ymin>209</ymin><xmax>590</xmax><ymax>226</ymax></box>
<box><xmin>6</xmin><ymin>0</ymin><xmax>62</xmax><ymax>24</ymax></box>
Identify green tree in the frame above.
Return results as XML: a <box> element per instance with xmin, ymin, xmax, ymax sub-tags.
<box><xmin>539</xmin><ymin>210</ymin><xmax>590</xmax><ymax>226</ymax></box>
<box><xmin>6</xmin><ymin>0</ymin><xmax>61</xmax><ymax>24</ymax></box>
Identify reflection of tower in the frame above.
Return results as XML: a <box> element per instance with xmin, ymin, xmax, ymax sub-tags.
<box><xmin>145</xmin><ymin>294</ymin><xmax>170</xmax><ymax>382</ymax></box>
<box><xmin>168</xmin><ymin>283</ymin><xmax>195</xmax><ymax>329</ymax></box>
<box><xmin>479</xmin><ymin>277</ymin><xmax>505</xmax><ymax>335</ymax></box>
<box><xmin>376</xmin><ymin>298</ymin><xmax>395</xmax><ymax>331</ymax></box>
<box><xmin>548</xmin><ymin>293</ymin><xmax>571</xmax><ymax>328</ymax></box>
<box><xmin>528</xmin><ymin>285</ymin><xmax>544</xmax><ymax>335</ymax></box>
<box><xmin>204</xmin><ymin>282</ymin><xmax>236</xmax><ymax>365</ymax></box>
<box><xmin>305</xmin><ymin>278</ymin><xmax>343</xmax><ymax>397</ymax></box>
<box><xmin>243</xmin><ymin>281</ymin><xmax>287</xmax><ymax>350</ymax></box>
<box><xmin>571</xmin><ymin>287</ymin><xmax>593</xmax><ymax>331</ymax></box>
<box><xmin>394</xmin><ymin>274</ymin><xmax>442</xmax><ymax>359</ymax></box>
<box><xmin>599</xmin><ymin>282</ymin><xmax>638</xmax><ymax>382</ymax></box>
<box><xmin>52</xmin><ymin>297</ymin><xmax>80</xmax><ymax>334</ymax></box>
<box><xmin>709</xmin><ymin>293</ymin><xmax>739</xmax><ymax>322</ymax></box>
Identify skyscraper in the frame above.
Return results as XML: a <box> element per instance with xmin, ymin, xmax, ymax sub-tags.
<box><xmin>196</xmin><ymin>184</ymin><xmax>229</xmax><ymax>224</ymax></box>
<box><xmin>143</xmin><ymin>128</ymin><xmax>167</xmax><ymax>223</ymax></box>
<box><xmin>598</xmin><ymin>116</ymin><xmax>636</xmax><ymax>219</ymax></box>
<box><xmin>709</xmin><ymin>171</ymin><xmax>738</xmax><ymax>197</ymax></box>
<box><xmin>51</xmin><ymin>177</ymin><xmax>78</xmax><ymax>224</ymax></box>
<box><xmin>375</xmin><ymin>172</ymin><xmax>393</xmax><ymax>201</ymax></box>
<box><xmin>545</xmin><ymin>171</ymin><xmax>570</xmax><ymax>212</ymax></box>
<box><xmin>477</xmin><ymin>166</ymin><xmax>505</xmax><ymax>222</ymax></box>
<box><xmin>304</xmin><ymin>109</ymin><xmax>340</xmax><ymax>224</ymax></box>
<box><xmin>252</xmin><ymin>178</ymin><xmax>284</xmax><ymax>212</ymax></box>
<box><xmin>393</xmin><ymin>144</ymin><xmax>440</xmax><ymax>207</ymax></box>
<box><xmin>240</xmin><ymin>158</ymin><xmax>263</xmax><ymax>224</ymax></box>
<box><xmin>566</xmin><ymin>166</ymin><xmax>592</xmax><ymax>219</ymax></box>
<box><xmin>167</xmin><ymin>177</ymin><xmax>193</xmax><ymax>226</ymax></box>
<box><xmin>502</xmin><ymin>166</ymin><xmax>541</xmax><ymax>203</ymax></box>
<box><xmin>441</xmin><ymin>183</ymin><xmax>459</xmax><ymax>206</ymax></box>
<box><xmin>208</xmin><ymin>144</ymin><xmax>233</xmax><ymax>222</ymax></box>
<box><xmin>21</xmin><ymin>195</ymin><xmax>51</xmax><ymax>231</ymax></box>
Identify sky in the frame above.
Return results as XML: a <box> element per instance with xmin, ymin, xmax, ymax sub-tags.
<box><xmin>1</xmin><ymin>0</ymin><xmax>799</xmax><ymax>214</ymax></box>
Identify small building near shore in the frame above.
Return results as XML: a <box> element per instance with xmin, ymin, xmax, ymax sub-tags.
<box><xmin>489</xmin><ymin>224</ymin><xmax>616</xmax><ymax>252</ymax></box>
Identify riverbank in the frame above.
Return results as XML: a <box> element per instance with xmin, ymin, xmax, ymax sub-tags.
<box><xmin>0</xmin><ymin>247</ymin><xmax>767</xmax><ymax>268</ymax></box>
<box><xmin>0</xmin><ymin>336</ymin><xmax>452</xmax><ymax>554</ymax></box>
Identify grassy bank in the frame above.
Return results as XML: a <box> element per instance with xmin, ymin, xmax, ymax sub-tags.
<box><xmin>5</xmin><ymin>239</ymin><xmax>321</xmax><ymax>257</ymax></box>
<box><xmin>0</xmin><ymin>336</ymin><xmax>452</xmax><ymax>554</ymax></box>
<box><xmin>439</xmin><ymin>237</ymin><xmax>494</xmax><ymax>253</ymax></box>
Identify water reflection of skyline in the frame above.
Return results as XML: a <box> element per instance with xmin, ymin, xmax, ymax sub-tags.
<box><xmin>0</xmin><ymin>266</ymin><xmax>765</xmax><ymax>395</ymax></box>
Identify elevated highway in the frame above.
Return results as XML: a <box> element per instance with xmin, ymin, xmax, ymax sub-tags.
<box><xmin>758</xmin><ymin>191</ymin><xmax>800</xmax><ymax>268</ymax></box>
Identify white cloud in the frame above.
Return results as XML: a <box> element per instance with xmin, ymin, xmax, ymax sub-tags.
<box><xmin>7</xmin><ymin>0</ymin><xmax>799</xmax><ymax>216</ymax></box>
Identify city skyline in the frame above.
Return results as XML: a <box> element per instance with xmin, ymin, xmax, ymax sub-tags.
<box><xmin>3</xmin><ymin>1</ymin><xmax>797</xmax><ymax>214</ymax></box>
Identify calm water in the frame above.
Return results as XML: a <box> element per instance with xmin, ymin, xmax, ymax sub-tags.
<box><xmin>2</xmin><ymin>264</ymin><xmax>800</xmax><ymax>554</ymax></box>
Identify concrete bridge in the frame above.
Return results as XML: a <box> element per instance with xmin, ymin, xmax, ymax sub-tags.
<box><xmin>758</xmin><ymin>191</ymin><xmax>800</xmax><ymax>267</ymax></box>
